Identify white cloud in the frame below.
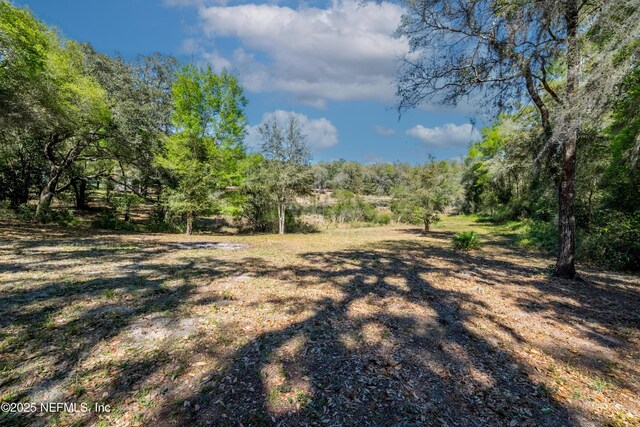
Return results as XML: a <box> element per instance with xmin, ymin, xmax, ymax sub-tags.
<box><xmin>374</xmin><ymin>125</ymin><xmax>395</xmax><ymax>136</ymax></box>
<box><xmin>179</xmin><ymin>38</ymin><xmax>204</xmax><ymax>55</ymax></box>
<box><xmin>406</xmin><ymin>123</ymin><xmax>480</xmax><ymax>148</ymax></box>
<box><xmin>194</xmin><ymin>1</ymin><xmax>407</xmax><ymax>106</ymax></box>
<box><xmin>246</xmin><ymin>110</ymin><xmax>339</xmax><ymax>151</ymax></box>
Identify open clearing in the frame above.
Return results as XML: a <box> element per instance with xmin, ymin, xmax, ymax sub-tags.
<box><xmin>1</xmin><ymin>217</ymin><xmax>638</xmax><ymax>426</ymax></box>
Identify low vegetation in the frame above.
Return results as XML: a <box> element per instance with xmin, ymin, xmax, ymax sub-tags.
<box><xmin>451</xmin><ymin>231</ymin><xmax>481</xmax><ymax>251</ymax></box>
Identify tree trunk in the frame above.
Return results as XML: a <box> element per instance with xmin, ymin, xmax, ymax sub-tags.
<box><xmin>555</xmin><ymin>131</ymin><xmax>577</xmax><ymax>278</ymax></box>
<box><xmin>423</xmin><ymin>219</ymin><xmax>430</xmax><ymax>233</ymax></box>
<box><xmin>35</xmin><ymin>188</ymin><xmax>55</xmax><ymax>220</ymax></box>
<box><xmin>185</xmin><ymin>212</ymin><xmax>193</xmax><ymax>235</ymax></box>
<box><xmin>73</xmin><ymin>179</ymin><xmax>88</xmax><ymax>209</ymax></box>
<box><xmin>554</xmin><ymin>0</ymin><xmax>579</xmax><ymax>279</ymax></box>
<box><xmin>277</xmin><ymin>203</ymin><xmax>285</xmax><ymax>235</ymax></box>
<box><xmin>35</xmin><ymin>174</ymin><xmax>60</xmax><ymax>221</ymax></box>
<box><xmin>36</xmin><ymin>132</ymin><xmax>93</xmax><ymax>221</ymax></box>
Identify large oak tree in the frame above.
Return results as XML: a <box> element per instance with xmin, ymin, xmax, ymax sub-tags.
<box><xmin>395</xmin><ymin>0</ymin><xmax>640</xmax><ymax>278</ymax></box>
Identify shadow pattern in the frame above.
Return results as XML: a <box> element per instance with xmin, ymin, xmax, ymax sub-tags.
<box><xmin>1</xmin><ymin>223</ymin><xmax>639</xmax><ymax>426</ymax></box>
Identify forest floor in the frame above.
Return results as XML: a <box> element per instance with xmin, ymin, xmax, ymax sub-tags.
<box><xmin>0</xmin><ymin>216</ymin><xmax>639</xmax><ymax>426</ymax></box>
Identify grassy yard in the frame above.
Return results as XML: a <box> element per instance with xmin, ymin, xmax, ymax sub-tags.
<box><xmin>0</xmin><ymin>216</ymin><xmax>638</xmax><ymax>426</ymax></box>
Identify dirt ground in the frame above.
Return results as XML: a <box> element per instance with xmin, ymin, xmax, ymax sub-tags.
<box><xmin>0</xmin><ymin>217</ymin><xmax>638</xmax><ymax>426</ymax></box>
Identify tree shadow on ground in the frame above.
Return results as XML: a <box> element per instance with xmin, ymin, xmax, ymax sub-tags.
<box><xmin>0</xmin><ymin>224</ymin><xmax>267</xmax><ymax>426</ymax></box>
<box><xmin>159</xmin><ymin>240</ymin><xmax>590</xmax><ymax>426</ymax></box>
<box><xmin>393</xmin><ymin>228</ymin><xmax>456</xmax><ymax>239</ymax></box>
<box><xmin>2</xmin><ymin>223</ymin><xmax>638</xmax><ymax>426</ymax></box>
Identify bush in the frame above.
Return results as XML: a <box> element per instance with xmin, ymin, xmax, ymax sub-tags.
<box><xmin>240</xmin><ymin>190</ymin><xmax>278</xmax><ymax>232</ymax></box>
<box><xmin>512</xmin><ymin>219</ymin><xmax>557</xmax><ymax>252</ymax></box>
<box><xmin>92</xmin><ymin>211</ymin><xmax>136</xmax><ymax>231</ymax></box>
<box><xmin>34</xmin><ymin>206</ymin><xmax>80</xmax><ymax>226</ymax></box>
<box><xmin>284</xmin><ymin>206</ymin><xmax>319</xmax><ymax>233</ymax></box>
<box><xmin>452</xmin><ymin>231</ymin><xmax>481</xmax><ymax>251</ymax></box>
<box><xmin>0</xmin><ymin>200</ymin><xmax>22</xmax><ymax>220</ymax></box>
<box><xmin>0</xmin><ymin>202</ymin><xmax>76</xmax><ymax>224</ymax></box>
<box><xmin>324</xmin><ymin>192</ymin><xmax>388</xmax><ymax>225</ymax></box>
<box><xmin>239</xmin><ymin>191</ymin><xmax>317</xmax><ymax>234</ymax></box>
<box><xmin>15</xmin><ymin>203</ymin><xmax>36</xmax><ymax>220</ymax></box>
<box><xmin>145</xmin><ymin>207</ymin><xmax>182</xmax><ymax>233</ymax></box>
<box><xmin>374</xmin><ymin>213</ymin><xmax>392</xmax><ymax>225</ymax></box>
<box><xmin>579</xmin><ymin>212</ymin><xmax>640</xmax><ymax>272</ymax></box>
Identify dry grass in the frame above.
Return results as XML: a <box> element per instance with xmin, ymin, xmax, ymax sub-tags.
<box><xmin>0</xmin><ymin>216</ymin><xmax>638</xmax><ymax>426</ymax></box>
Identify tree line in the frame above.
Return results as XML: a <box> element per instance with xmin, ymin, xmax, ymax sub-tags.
<box><xmin>0</xmin><ymin>2</ymin><xmax>312</xmax><ymax>235</ymax></box>
<box><xmin>0</xmin><ymin>2</ymin><xmax>462</xmax><ymax>237</ymax></box>
<box><xmin>1</xmin><ymin>1</ymin><xmax>639</xmax><ymax>274</ymax></box>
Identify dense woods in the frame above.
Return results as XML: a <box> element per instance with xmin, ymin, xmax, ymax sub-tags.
<box><xmin>1</xmin><ymin>1</ymin><xmax>638</xmax><ymax>272</ymax></box>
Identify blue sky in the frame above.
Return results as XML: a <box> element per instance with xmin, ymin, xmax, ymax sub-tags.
<box><xmin>17</xmin><ymin>0</ymin><xmax>482</xmax><ymax>164</ymax></box>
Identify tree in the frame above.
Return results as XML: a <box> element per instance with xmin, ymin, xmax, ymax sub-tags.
<box><xmin>0</xmin><ymin>2</ymin><xmax>52</xmax><ymax>131</ymax></box>
<box><xmin>79</xmin><ymin>46</ymin><xmax>178</xmax><ymax>215</ymax></box>
<box><xmin>310</xmin><ymin>163</ymin><xmax>330</xmax><ymax>192</ymax></box>
<box><xmin>1</xmin><ymin>3</ymin><xmax>111</xmax><ymax>218</ymax></box>
<box><xmin>604</xmin><ymin>67</ymin><xmax>640</xmax><ymax>213</ymax></box>
<box><xmin>462</xmin><ymin>111</ymin><xmax>549</xmax><ymax>220</ymax></box>
<box><xmin>255</xmin><ymin>114</ymin><xmax>312</xmax><ymax>234</ymax></box>
<box><xmin>157</xmin><ymin>65</ymin><xmax>247</xmax><ymax>234</ymax></box>
<box><xmin>33</xmin><ymin>40</ymin><xmax>111</xmax><ymax>219</ymax></box>
<box><xmin>391</xmin><ymin>160</ymin><xmax>453</xmax><ymax>232</ymax></box>
<box><xmin>395</xmin><ymin>0</ymin><xmax>640</xmax><ymax>278</ymax></box>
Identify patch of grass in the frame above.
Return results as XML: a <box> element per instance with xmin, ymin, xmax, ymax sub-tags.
<box><xmin>592</xmin><ymin>378</ymin><xmax>609</xmax><ymax>393</ymax></box>
<box><xmin>295</xmin><ymin>390</ymin><xmax>311</xmax><ymax>408</ymax></box>
<box><xmin>217</xmin><ymin>335</ymin><xmax>234</xmax><ymax>346</ymax></box>
<box><xmin>276</xmin><ymin>383</ymin><xmax>291</xmax><ymax>393</ymax></box>
<box><xmin>153</xmin><ymin>283</ymin><xmax>172</xmax><ymax>295</ymax></box>
<box><xmin>220</xmin><ymin>290</ymin><xmax>235</xmax><ymax>300</ymax></box>
<box><xmin>502</xmin><ymin>219</ymin><xmax>557</xmax><ymax>252</ymax></box>
<box><xmin>380</xmin><ymin>328</ymin><xmax>391</xmax><ymax>340</ymax></box>
<box><xmin>136</xmin><ymin>388</ymin><xmax>155</xmax><ymax>407</ymax></box>
<box><xmin>267</xmin><ymin>387</ymin><xmax>280</xmax><ymax>405</ymax></box>
<box><xmin>603</xmin><ymin>411</ymin><xmax>640</xmax><ymax>427</ymax></box>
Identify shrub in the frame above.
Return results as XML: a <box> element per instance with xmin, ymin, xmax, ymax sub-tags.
<box><xmin>33</xmin><ymin>206</ymin><xmax>80</xmax><ymax>226</ymax></box>
<box><xmin>240</xmin><ymin>190</ymin><xmax>278</xmax><ymax>233</ymax></box>
<box><xmin>452</xmin><ymin>231</ymin><xmax>481</xmax><ymax>251</ymax></box>
<box><xmin>0</xmin><ymin>201</ymin><xmax>77</xmax><ymax>224</ymax></box>
<box><xmin>513</xmin><ymin>219</ymin><xmax>557</xmax><ymax>252</ymax></box>
<box><xmin>111</xmin><ymin>193</ymin><xmax>143</xmax><ymax>220</ymax></box>
<box><xmin>579</xmin><ymin>212</ymin><xmax>640</xmax><ymax>272</ymax></box>
<box><xmin>0</xmin><ymin>200</ymin><xmax>19</xmax><ymax>220</ymax></box>
<box><xmin>374</xmin><ymin>213</ymin><xmax>392</xmax><ymax>225</ymax></box>
<box><xmin>324</xmin><ymin>192</ymin><xmax>388</xmax><ymax>225</ymax></box>
<box><xmin>15</xmin><ymin>203</ymin><xmax>36</xmax><ymax>220</ymax></box>
<box><xmin>92</xmin><ymin>211</ymin><xmax>136</xmax><ymax>231</ymax></box>
<box><xmin>285</xmin><ymin>206</ymin><xmax>319</xmax><ymax>233</ymax></box>
<box><xmin>145</xmin><ymin>207</ymin><xmax>182</xmax><ymax>233</ymax></box>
